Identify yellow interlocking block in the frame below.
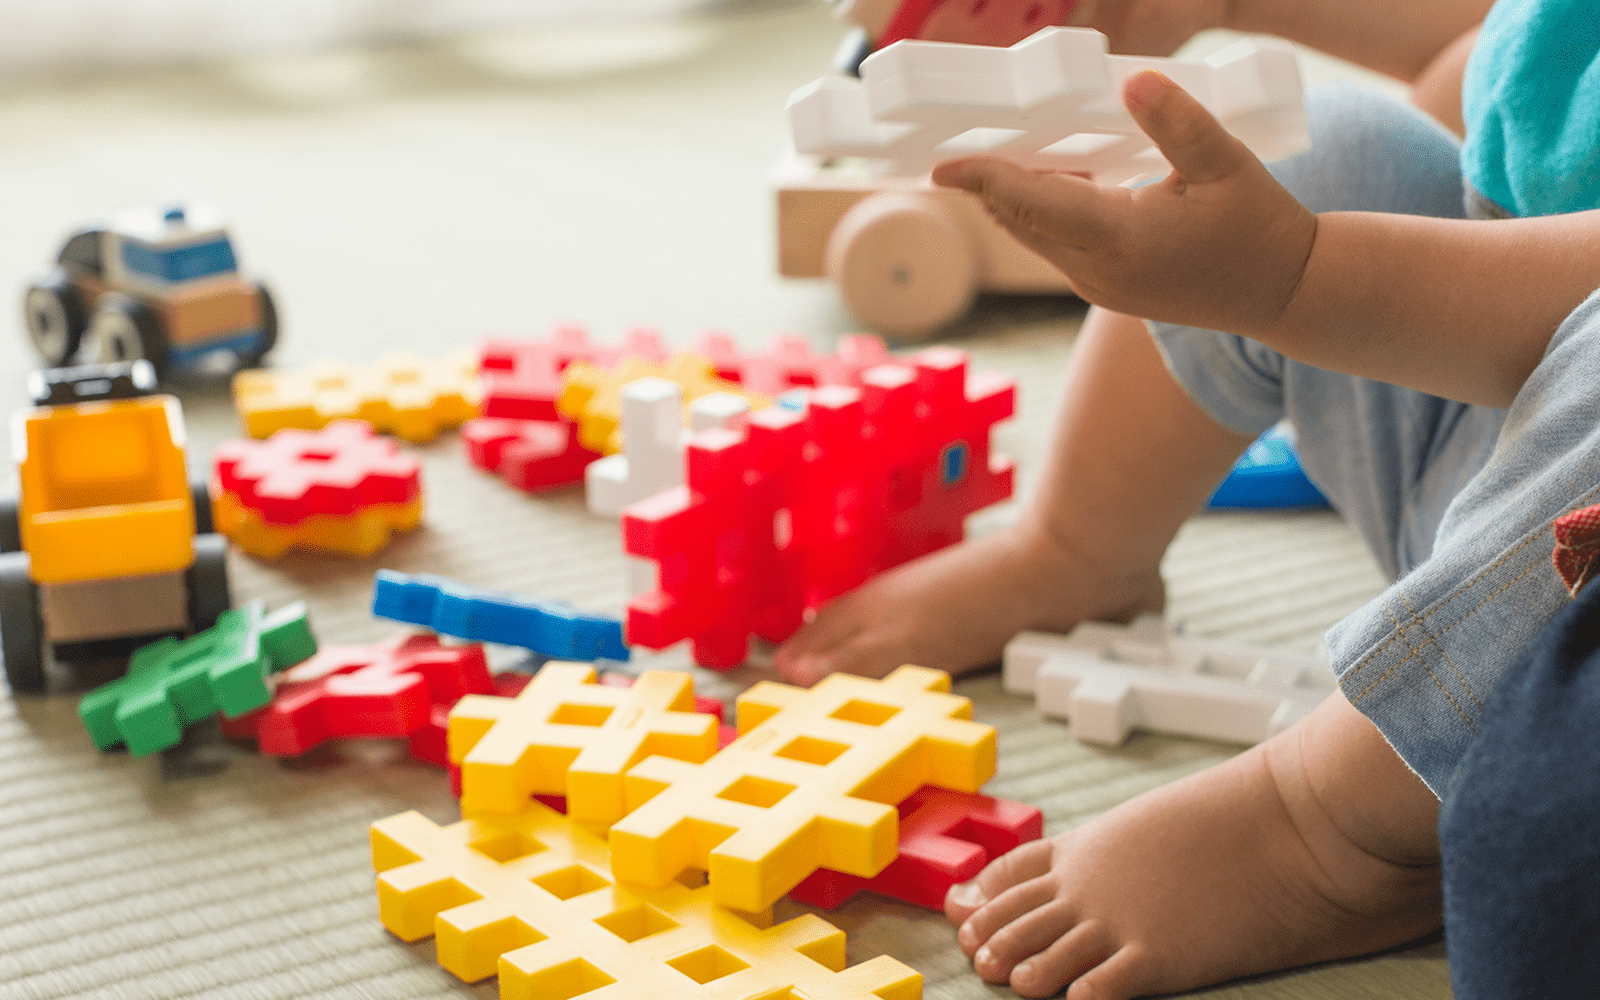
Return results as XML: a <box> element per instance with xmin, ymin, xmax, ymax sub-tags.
<box><xmin>556</xmin><ymin>354</ymin><xmax>764</xmax><ymax>455</ymax></box>
<box><xmin>232</xmin><ymin>352</ymin><xmax>481</xmax><ymax>442</ymax></box>
<box><xmin>371</xmin><ymin>803</ymin><xmax>922</xmax><ymax>1000</ymax></box>
<box><xmin>450</xmin><ymin>664</ymin><xmax>719</xmax><ymax>827</ymax></box>
<box><xmin>210</xmin><ymin>491</ymin><xmax>423</xmax><ymax>559</ymax></box>
<box><xmin>611</xmin><ymin>665</ymin><xmax>995</xmax><ymax>913</ymax></box>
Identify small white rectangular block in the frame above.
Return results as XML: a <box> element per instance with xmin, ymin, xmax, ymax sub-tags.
<box><xmin>1004</xmin><ymin>615</ymin><xmax>1337</xmax><ymax>746</ymax></box>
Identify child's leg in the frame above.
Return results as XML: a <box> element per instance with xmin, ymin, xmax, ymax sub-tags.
<box><xmin>774</xmin><ymin>305</ymin><xmax>1254</xmax><ymax>685</ymax></box>
<box><xmin>777</xmin><ymin>83</ymin><xmax>1477</xmax><ymax>684</ymax></box>
<box><xmin>946</xmin><ymin>688</ymin><xmax>1443</xmax><ymax>999</ymax></box>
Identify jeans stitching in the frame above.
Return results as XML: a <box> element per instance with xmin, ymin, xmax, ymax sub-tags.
<box><xmin>1397</xmin><ymin>587</ymin><xmax>1484</xmax><ymax>709</ymax></box>
<box><xmin>1340</xmin><ymin>481</ymin><xmax>1600</xmax><ymax>685</ymax></box>
<box><xmin>1351</xmin><ymin>555</ymin><xmax>1545</xmax><ymax>706</ymax></box>
<box><xmin>1374</xmin><ymin>601</ymin><xmax>1475</xmax><ymax>731</ymax></box>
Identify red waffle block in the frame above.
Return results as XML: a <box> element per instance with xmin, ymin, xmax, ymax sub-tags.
<box><xmin>213</xmin><ymin>419</ymin><xmax>420</xmax><ymax>525</ymax></box>
<box><xmin>460</xmin><ymin>417</ymin><xmax>600</xmax><ymax>492</ymax></box>
<box><xmin>788</xmin><ymin>786</ymin><xmax>1043</xmax><ymax>910</ymax></box>
<box><xmin>480</xmin><ymin>324</ymin><xmax>668</xmax><ymax>421</ymax></box>
<box><xmin>697</xmin><ymin>332</ymin><xmax>891</xmax><ymax>397</ymax></box>
<box><xmin>223</xmin><ymin>634</ymin><xmax>492</xmax><ymax>757</ymax></box>
<box><xmin>625</xmin><ymin>347</ymin><xmax>1015</xmax><ymax>669</ymax></box>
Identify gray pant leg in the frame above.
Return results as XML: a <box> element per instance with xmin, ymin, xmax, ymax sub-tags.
<box><xmin>1150</xmin><ymin>83</ymin><xmax>1505</xmax><ymax>580</ymax></box>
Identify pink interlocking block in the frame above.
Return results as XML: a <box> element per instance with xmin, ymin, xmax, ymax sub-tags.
<box><xmin>788</xmin><ymin>786</ymin><xmax>1043</xmax><ymax>910</ymax></box>
<box><xmin>222</xmin><ymin>633</ymin><xmax>493</xmax><ymax>757</ymax></box>
<box><xmin>479</xmin><ymin>324</ymin><xmax>668</xmax><ymax>421</ymax></box>
<box><xmin>624</xmin><ymin>346</ymin><xmax>1014</xmax><ymax>669</ymax></box>
<box><xmin>212</xmin><ymin>419</ymin><xmax>420</xmax><ymax>525</ymax></box>
<box><xmin>460</xmin><ymin>417</ymin><xmax>600</xmax><ymax>492</ymax></box>
<box><xmin>696</xmin><ymin>332</ymin><xmax>891</xmax><ymax>397</ymax></box>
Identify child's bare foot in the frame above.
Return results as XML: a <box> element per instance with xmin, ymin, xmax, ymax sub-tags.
<box><xmin>945</xmin><ymin>693</ymin><xmax>1443</xmax><ymax>999</ymax></box>
<box><xmin>773</xmin><ymin>520</ymin><xmax>1164</xmax><ymax>685</ymax></box>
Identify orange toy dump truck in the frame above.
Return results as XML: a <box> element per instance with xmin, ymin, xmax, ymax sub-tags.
<box><xmin>0</xmin><ymin>361</ymin><xmax>231</xmax><ymax>693</ymax></box>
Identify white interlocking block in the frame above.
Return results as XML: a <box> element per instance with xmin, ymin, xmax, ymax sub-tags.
<box><xmin>788</xmin><ymin>26</ymin><xmax>1307</xmax><ymax>183</ymax></box>
<box><xmin>587</xmin><ymin>383</ymin><xmax>752</xmax><ymax>520</ymax></box>
<box><xmin>1004</xmin><ymin>615</ymin><xmax>1337</xmax><ymax>746</ymax></box>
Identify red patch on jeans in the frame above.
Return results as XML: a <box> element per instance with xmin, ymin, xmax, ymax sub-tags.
<box><xmin>1552</xmin><ymin>503</ymin><xmax>1600</xmax><ymax>596</ymax></box>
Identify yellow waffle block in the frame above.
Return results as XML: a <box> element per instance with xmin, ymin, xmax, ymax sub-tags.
<box><xmin>556</xmin><ymin>354</ymin><xmax>764</xmax><ymax>455</ymax></box>
<box><xmin>450</xmin><ymin>664</ymin><xmax>718</xmax><ymax>827</ymax></box>
<box><xmin>610</xmin><ymin>665</ymin><xmax>995</xmax><ymax>913</ymax></box>
<box><xmin>210</xmin><ymin>490</ymin><xmax>422</xmax><ymax>560</ymax></box>
<box><xmin>371</xmin><ymin>803</ymin><xmax>922</xmax><ymax>1000</ymax></box>
<box><xmin>232</xmin><ymin>352</ymin><xmax>481</xmax><ymax>443</ymax></box>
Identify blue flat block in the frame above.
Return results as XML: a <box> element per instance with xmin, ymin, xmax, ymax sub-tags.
<box><xmin>1207</xmin><ymin>426</ymin><xmax>1329</xmax><ymax>509</ymax></box>
<box><xmin>371</xmin><ymin>569</ymin><xmax>629</xmax><ymax>662</ymax></box>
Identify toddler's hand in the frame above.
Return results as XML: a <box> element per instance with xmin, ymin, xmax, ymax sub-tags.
<box><xmin>933</xmin><ymin>69</ymin><xmax>1317</xmax><ymax>340</ymax></box>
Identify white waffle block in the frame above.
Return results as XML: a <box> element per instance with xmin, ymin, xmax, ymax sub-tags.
<box><xmin>1004</xmin><ymin>615</ymin><xmax>1338</xmax><ymax>746</ymax></box>
<box><xmin>788</xmin><ymin>26</ymin><xmax>1307</xmax><ymax>183</ymax></box>
<box><xmin>586</xmin><ymin>381</ymin><xmax>751</xmax><ymax>519</ymax></box>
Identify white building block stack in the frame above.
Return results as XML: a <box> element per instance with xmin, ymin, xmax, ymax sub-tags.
<box><xmin>788</xmin><ymin>26</ymin><xmax>1307</xmax><ymax>184</ymax></box>
<box><xmin>586</xmin><ymin>384</ymin><xmax>752</xmax><ymax>521</ymax></box>
<box><xmin>1004</xmin><ymin>614</ymin><xmax>1338</xmax><ymax>746</ymax></box>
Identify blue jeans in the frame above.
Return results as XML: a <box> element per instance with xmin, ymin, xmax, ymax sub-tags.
<box><xmin>1149</xmin><ymin>83</ymin><xmax>1596</xmax><ymax>798</ymax></box>
<box><xmin>1439</xmin><ymin>575</ymin><xmax>1600</xmax><ymax>999</ymax></box>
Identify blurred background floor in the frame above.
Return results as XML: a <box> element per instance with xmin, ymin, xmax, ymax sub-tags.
<box><xmin>0</xmin><ymin>3</ymin><xmax>1447</xmax><ymax>998</ymax></box>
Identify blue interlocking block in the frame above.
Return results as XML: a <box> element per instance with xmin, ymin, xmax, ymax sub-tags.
<box><xmin>371</xmin><ymin>570</ymin><xmax>630</xmax><ymax>662</ymax></box>
<box><xmin>1207</xmin><ymin>425</ymin><xmax>1329</xmax><ymax>509</ymax></box>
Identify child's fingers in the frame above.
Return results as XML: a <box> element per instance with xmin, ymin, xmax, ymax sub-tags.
<box><xmin>933</xmin><ymin>158</ymin><xmax>1116</xmax><ymax>253</ymax></box>
<box><xmin>1122</xmin><ymin>69</ymin><xmax>1255</xmax><ymax>186</ymax></box>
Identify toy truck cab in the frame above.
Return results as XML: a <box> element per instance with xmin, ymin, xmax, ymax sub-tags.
<box><xmin>23</xmin><ymin>205</ymin><xmax>278</xmax><ymax>378</ymax></box>
<box><xmin>0</xmin><ymin>362</ymin><xmax>231</xmax><ymax>693</ymax></box>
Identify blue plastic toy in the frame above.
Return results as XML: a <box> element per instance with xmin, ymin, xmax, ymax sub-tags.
<box><xmin>1207</xmin><ymin>425</ymin><xmax>1328</xmax><ymax>509</ymax></box>
<box><xmin>371</xmin><ymin>570</ymin><xmax>629</xmax><ymax>662</ymax></box>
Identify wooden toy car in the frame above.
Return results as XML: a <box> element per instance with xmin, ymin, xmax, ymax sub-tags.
<box><xmin>22</xmin><ymin>205</ymin><xmax>277</xmax><ymax>378</ymax></box>
<box><xmin>0</xmin><ymin>361</ymin><xmax>231</xmax><ymax>693</ymax></box>
<box><xmin>776</xmin><ymin>153</ymin><xmax>1074</xmax><ymax>337</ymax></box>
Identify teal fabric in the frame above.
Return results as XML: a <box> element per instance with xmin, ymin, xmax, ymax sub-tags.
<box><xmin>1461</xmin><ymin>0</ymin><xmax>1600</xmax><ymax>217</ymax></box>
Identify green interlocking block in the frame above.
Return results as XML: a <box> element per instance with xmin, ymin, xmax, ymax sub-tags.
<box><xmin>78</xmin><ymin>600</ymin><xmax>317</xmax><ymax>757</ymax></box>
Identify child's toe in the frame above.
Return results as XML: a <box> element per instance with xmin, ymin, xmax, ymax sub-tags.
<box><xmin>976</xmin><ymin>898</ymin><xmax>1078</xmax><ymax>979</ymax></box>
<box><xmin>960</xmin><ymin>872</ymin><xmax>1057</xmax><ymax>958</ymax></box>
<box><xmin>1064</xmin><ymin>942</ymin><xmax>1152</xmax><ymax>1000</ymax></box>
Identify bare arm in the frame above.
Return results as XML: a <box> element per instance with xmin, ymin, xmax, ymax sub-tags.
<box><xmin>934</xmin><ymin>70</ymin><xmax>1600</xmax><ymax>409</ymax></box>
<box><xmin>1410</xmin><ymin>25</ymin><xmax>1479</xmax><ymax>135</ymax></box>
<box><xmin>1230</xmin><ymin>0</ymin><xmax>1494</xmax><ymax>82</ymax></box>
<box><xmin>1068</xmin><ymin>0</ymin><xmax>1491</xmax><ymax>81</ymax></box>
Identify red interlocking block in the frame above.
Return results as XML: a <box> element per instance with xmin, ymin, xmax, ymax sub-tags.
<box><xmin>222</xmin><ymin>634</ymin><xmax>493</xmax><ymax>757</ymax></box>
<box><xmin>460</xmin><ymin>417</ymin><xmax>600</xmax><ymax>492</ymax></box>
<box><xmin>480</xmin><ymin>324</ymin><xmax>668</xmax><ymax>421</ymax></box>
<box><xmin>624</xmin><ymin>347</ymin><xmax>1015</xmax><ymax>669</ymax></box>
<box><xmin>697</xmin><ymin>332</ymin><xmax>891</xmax><ymax>397</ymax></box>
<box><xmin>788</xmin><ymin>787</ymin><xmax>1043</xmax><ymax>910</ymax></box>
<box><xmin>212</xmin><ymin>420</ymin><xmax>421</xmax><ymax>526</ymax></box>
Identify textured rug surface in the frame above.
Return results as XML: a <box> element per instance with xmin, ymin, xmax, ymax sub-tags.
<box><xmin>0</xmin><ymin>5</ymin><xmax>1448</xmax><ymax>998</ymax></box>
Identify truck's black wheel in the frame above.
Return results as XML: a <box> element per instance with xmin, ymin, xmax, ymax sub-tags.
<box><xmin>186</xmin><ymin>534</ymin><xmax>232</xmax><ymax>635</ymax></box>
<box><xmin>0</xmin><ymin>551</ymin><xmax>45</xmax><ymax>694</ymax></box>
<box><xmin>0</xmin><ymin>497</ymin><xmax>20</xmax><ymax>554</ymax></box>
<box><xmin>83</xmin><ymin>294</ymin><xmax>168</xmax><ymax>380</ymax></box>
<box><xmin>24</xmin><ymin>269</ymin><xmax>88</xmax><ymax>366</ymax></box>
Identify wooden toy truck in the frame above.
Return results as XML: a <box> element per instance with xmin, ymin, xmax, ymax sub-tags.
<box><xmin>23</xmin><ymin>205</ymin><xmax>277</xmax><ymax>379</ymax></box>
<box><xmin>776</xmin><ymin>153</ymin><xmax>1076</xmax><ymax>337</ymax></box>
<box><xmin>0</xmin><ymin>362</ymin><xmax>231</xmax><ymax>693</ymax></box>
